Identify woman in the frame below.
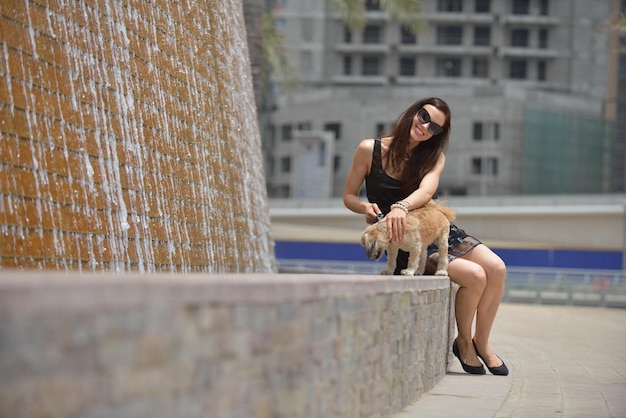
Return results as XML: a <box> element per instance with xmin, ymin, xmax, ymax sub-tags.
<box><xmin>343</xmin><ymin>97</ymin><xmax>508</xmax><ymax>376</ymax></box>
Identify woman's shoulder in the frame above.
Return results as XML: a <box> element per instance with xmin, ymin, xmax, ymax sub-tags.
<box><xmin>356</xmin><ymin>138</ymin><xmax>376</xmax><ymax>152</ymax></box>
<box><xmin>358</xmin><ymin>136</ymin><xmax>389</xmax><ymax>149</ymax></box>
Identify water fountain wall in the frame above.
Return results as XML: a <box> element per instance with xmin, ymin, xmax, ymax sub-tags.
<box><xmin>0</xmin><ymin>0</ymin><xmax>276</xmax><ymax>272</ymax></box>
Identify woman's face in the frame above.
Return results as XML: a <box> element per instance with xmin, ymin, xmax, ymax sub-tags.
<box><xmin>409</xmin><ymin>104</ymin><xmax>447</xmax><ymax>144</ymax></box>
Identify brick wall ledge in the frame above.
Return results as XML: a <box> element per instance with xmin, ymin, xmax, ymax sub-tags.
<box><xmin>0</xmin><ymin>272</ymin><xmax>455</xmax><ymax>418</ymax></box>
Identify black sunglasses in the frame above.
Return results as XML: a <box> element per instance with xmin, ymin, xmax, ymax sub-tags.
<box><xmin>416</xmin><ymin>108</ymin><xmax>444</xmax><ymax>136</ymax></box>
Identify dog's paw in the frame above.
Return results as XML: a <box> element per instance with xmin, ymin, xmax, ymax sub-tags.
<box><xmin>434</xmin><ymin>269</ymin><xmax>448</xmax><ymax>276</ymax></box>
<box><xmin>400</xmin><ymin>269</ymin><xmax>416</xmax><ymax>276</ymax></box>
<box><xmin>380</xmin><ymin>269</ymin><xmax>391</xmax><ymax>275</ymax></box>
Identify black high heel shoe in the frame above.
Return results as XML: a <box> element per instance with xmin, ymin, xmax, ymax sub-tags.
<box><xmin>452</xmin><ymin>339</ymin><xmax>485</xmax><ymax>375</ymax></box>
<box><xmin>472</xmin><ymin>340</ymin><xmax>509</xmax><ymax>376</ymax></box>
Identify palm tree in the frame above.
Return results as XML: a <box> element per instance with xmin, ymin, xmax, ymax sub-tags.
<box><xmin>246</xmin><ymin>0</ymin><xmax>423</xmax><ymax>150</ymax></box>
<box><xmin>331</xmin><ymin>0</ymin><xmax>423</xmax><ymax>35</ymax></box>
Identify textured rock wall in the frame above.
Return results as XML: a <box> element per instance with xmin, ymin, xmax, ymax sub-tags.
<box><xmin>0</xmin><ymin>0</ymin><xmax>275</xmax><ymax>272</ymax></box>
<box><xmin>0</xmin><ymin>272</ymin><xmax>455</xmax><ymax>418</ymax></box>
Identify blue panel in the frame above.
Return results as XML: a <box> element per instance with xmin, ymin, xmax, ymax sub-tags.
<box><xmin>274</xmin><ymin>240</ymin><xmax>623</xmax><ymax>270</ymax></box>
<box><xmin>491</xmin><ymin>248</ymin><xmax>551</xmax><ymax>268</ymax></box>
<box><xmin>275</xmin><ymin>241</ymin><xmax>370</xmax><ymax>261</ymax></box>
<box><xmin>552</xmin><ymin>249</ymin><xmax>622</xmax><ymax>270</ymax></box>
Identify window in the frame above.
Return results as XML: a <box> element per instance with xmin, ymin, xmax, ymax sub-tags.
<box><xmin>512</xmin><ymin>0</ymin><xmax>529</xmax><ymax>14</ymax></box>
<box><xmin>365</xmin><ymin>0</ymin><xmax>380</xmax><ymax>11</ymax></box>
<box><xmin>362</xmin><ymin>56</ymin><xmax>381</xmax><ymax>75</ymax></box>
<box><xmin>300</xmin><ymin>51</ymin><xmax>312</xmax><ymax>76</ymax></box>
<box><xmin>437</xmin><ymin>58</ymin><xmax>462</xmax><ymax>77</ymax></box>
<box><xmin>267</xmin><ymin>125</ymin><xmax>275</xmax><ymax>148</ymax></box>
<box><xmin>475</xmin><ymin>0</ymin><xmax>491</xmax><ymax>13</ymax></box>
<box><xmin>538</xmin><ymin>29</ymin><xmax>548</xmax><ymax>49</ymax></box>
<box><xmin>343</xmin><ymin>55</ymin><xmax>352</xmax><ymax>75</ymax></box>
<box><xmin>363</xmin><ymin>25</ymin><xmax>382</xmax><ymax>43</ymax></box>
<box><xmin>473</xmin><ymin>122</ymin><xmax>500</xmax><ymax>140</ymax></box>
<box><xmin>281</xmin><ymin>124</ymin><xmax>292</xmax><ymax>141</ymax></box>
<box><xmin>448</xmin><ymin>186</ymin><xmax>467</xmax><ymax>196</ymax></box>
<box><xmin>376</xmin><ymin>123</ymin><xmax>387</xmax><ymax>136</ymax></box>
<box><xmin>511</xmin><ymin>29</ymin><xmax>529</xmax><ymax>47</ymax></box>
<box><xmin>324</xmin><ymin>122</ymin><xmax>342</xmax><ymax>140</ymax></box>
<box><xmin>400</xmin><ymin>56</ymin><xmax>416</xmax><ymax>76</ymax></box>
<box><xmin>473</xmin><ymin>122</ymin><xmax>484</xmax><ymax>140</ymax></box>
<box><xmin>267</xmin><ymin>156</ymin><xmax>275</xmax><ymax>177</ymax></box>
<box><xmin>509</xmin><ymin>60</ymin><xmax>527</xmax><ymax>79</ymax></box>
<box><xmin>438</xmin><ymin>0</ymin><xmax>463</xmax><ymax>12</ymax></box>
<box><xmin>344</xmin><ymin>26</ymin><xmax>352</xmax><ymax>43</ymax></box>
<box><xmin>472</xmin><ymin>58</ymin><xmax>489</xmax><ymax>78</ymax></box>
<box><xmin>471</xmin><ymin>157</ymin><xmax>498</xmax><ymax>176</ymax></box>
<box><xmin>297</xmin><ymin>122</ymin><xmax>312</xmax><ymax>130</ymax></box>
<box><xmin>539</xmin><ymin>0</ymin><xmax>549</xmax><ymax>15</ymax></box>
<box><xmin>401</xmin><ymin>26</ymin><xmax>416</xmax><ymax>44</ymax></box>
<box><xmin>474</xmin><ymin>26</ymin><xmax>491</xmax><ymax>46</ymax></box>
<box><xmin>437</xmin><ymin>26</ymin><xmax>463</xmax><ymax>45</ymax></box>
<box><xmin>334</xmin><ymin>155</ymin><xmax>341</xmax><ymax>172</ymax></box>
<box><xmin>280</xmin><ymin>156</ymin><xmax>291</xmax><ymax>173</ymax></box>
<box><xmin>487</xmin><ymin>158</ymin><xmax>498</xmax><ymax>176</ymax></box>
<box><xmin>537</xmin><ymin>61</ymin><xmax>547</xmax><ymax>81</ymax></box>
<box><xmin>301</xmin><ymin>18</ymin><xmax>313</xmax><ymax>42</ymax></box>
<box><xmin>277</xmin><ymin>185</ymin><xmax>290</xmax><ymax>197</ymax></box>
<box><xmin>471</xmin><ymin>157</ymin><xmax>482</xmax><ymax>174</ymax></box>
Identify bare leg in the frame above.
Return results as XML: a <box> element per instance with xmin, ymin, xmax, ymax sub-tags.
<box><xmin>460</xmin><ymin>245</ymin><xmax>507</xmax><ymax>368</ymax></box>
<box><xmin>446</xmin><ymin>257</ymin><xmax>487</xmax><ymax>367</ymax></box>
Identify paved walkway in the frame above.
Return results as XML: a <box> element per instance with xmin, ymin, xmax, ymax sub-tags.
<box><xmin>394</xmin><ymin>303</ymin><xmax>626</xmax><ymax>418</ymax></box>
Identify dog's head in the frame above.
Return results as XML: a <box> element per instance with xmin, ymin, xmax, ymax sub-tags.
<box><xmin>360</xmin><ymin>223</ymin><xmax>388</xmax><ymax>260</ymax></box>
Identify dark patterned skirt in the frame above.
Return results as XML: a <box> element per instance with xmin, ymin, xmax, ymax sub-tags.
<box><xmin>393</xmin><ymin>224</ymin><xmax>482</xmax><ymax>275</ymax></box>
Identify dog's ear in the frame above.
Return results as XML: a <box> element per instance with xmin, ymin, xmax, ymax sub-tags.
<box><xmin>361</xmin><ymin>225</ymin><xmax>376</xmax><ymax>247</ymax></box>
<box><xmin>376</xmin><ymin>222</ymin><xmax>388</xmax><ymax>240</ymax></box>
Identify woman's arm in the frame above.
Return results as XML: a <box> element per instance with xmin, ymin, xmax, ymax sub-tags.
<box><xmin>386</xmin><ymin>152</ymin><xmax>446</xmax><ymax>242</ymax></box>
<box><xmin>343</xmin><ymin>139</ymin><xmax>381</xmax><ymax>224</ymax></box>
<box><xmin>400</xmin><ymin>152</ymin><xmax>446</xmax><ymax>210</ymax></box>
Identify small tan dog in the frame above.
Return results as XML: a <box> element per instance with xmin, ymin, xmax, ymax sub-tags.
<box><xmin>361</xmin><ymin>200</ymin><xmax>456</xmax><ymax>276</ymax></box>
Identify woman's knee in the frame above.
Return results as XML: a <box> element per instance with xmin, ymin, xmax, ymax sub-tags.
<box><xmin>453</xmin><ymin>263</ymin><xmax>487</xmax><ymax>292</ymax></box>
<box><xmin>487</xmin><ymin>256</ymin><xmax>507</xmax><ymax>284</ymax></box>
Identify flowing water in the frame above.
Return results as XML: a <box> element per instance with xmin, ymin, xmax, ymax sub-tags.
<box><xmin>0</xmin><ymin>0</ymin><xmax>275</xmax><ymax>273</ymax></box>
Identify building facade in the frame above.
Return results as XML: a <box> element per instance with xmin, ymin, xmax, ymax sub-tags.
<box><xmin>263</xmin><ymin>0</ymin><xmax>622</xmax><ymax>198</ymax></box>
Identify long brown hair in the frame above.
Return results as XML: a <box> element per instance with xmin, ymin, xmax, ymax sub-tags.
<box><xmin>385</xmin><ymin>97</ymin><xmax>451</xmax><ymax>195</ymax></box>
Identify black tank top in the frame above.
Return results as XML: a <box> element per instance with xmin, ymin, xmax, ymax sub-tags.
<box><xmin>365</xmin><ymin>139</ymin><xmax>406</xmax><ymax>215</ymax></box>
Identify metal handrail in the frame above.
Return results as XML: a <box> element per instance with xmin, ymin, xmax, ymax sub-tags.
<box><xmin>277</xmin><ymin>259</ymin><xmax>626</xmax><ymax>308</ymax></box>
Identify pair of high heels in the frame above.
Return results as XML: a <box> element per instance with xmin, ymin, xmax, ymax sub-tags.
<box><xmin>473</xmin><ymin>340</ymin><xmax>509</xmax><ymax>376</ymax></box>
<box><xmin>452</xmin><ymin>339</ymin><xmax>509</xmax><ymax>376</ymax></box>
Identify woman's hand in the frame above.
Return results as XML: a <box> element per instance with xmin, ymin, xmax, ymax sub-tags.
<box><xmin>365</xmin><ymin>203</ymin><xmax>382</xmax><ymax>224</ymax></box>
<box><xmin>385</xmin><ymin>207</ymin><xmax>407</xmax><ymax>242</ymax></box>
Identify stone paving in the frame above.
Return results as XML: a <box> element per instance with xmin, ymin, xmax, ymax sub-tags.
<box><xmin>394</xmin><ymin>303</ymin><xmax>626</xmax><ymax>418</ymax></box>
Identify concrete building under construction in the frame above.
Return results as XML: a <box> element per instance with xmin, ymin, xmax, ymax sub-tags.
<box><xmin>262</xmin><ymin>0</ymin><xmax>623</xmax><ymax>198</ymax></box>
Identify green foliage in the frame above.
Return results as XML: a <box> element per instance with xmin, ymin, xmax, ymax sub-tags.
<box><xmin>261</xmin><ymin>8</ymin><xmax>298</xmax><ymax>91</ymax></box>
<box><xmin>612</xmin><ymin>14</ymin><xmax>626</xmax><ymax>35</ymax></box>
<box><xmin>331</xmin><ymin>0</ymin><xmax>423</xmax><ymax>34</ymax></box>
<box><xmin>379</xmin><ymin>0</ymin><xmax>423</xmax><ymax>35</ymax></box>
